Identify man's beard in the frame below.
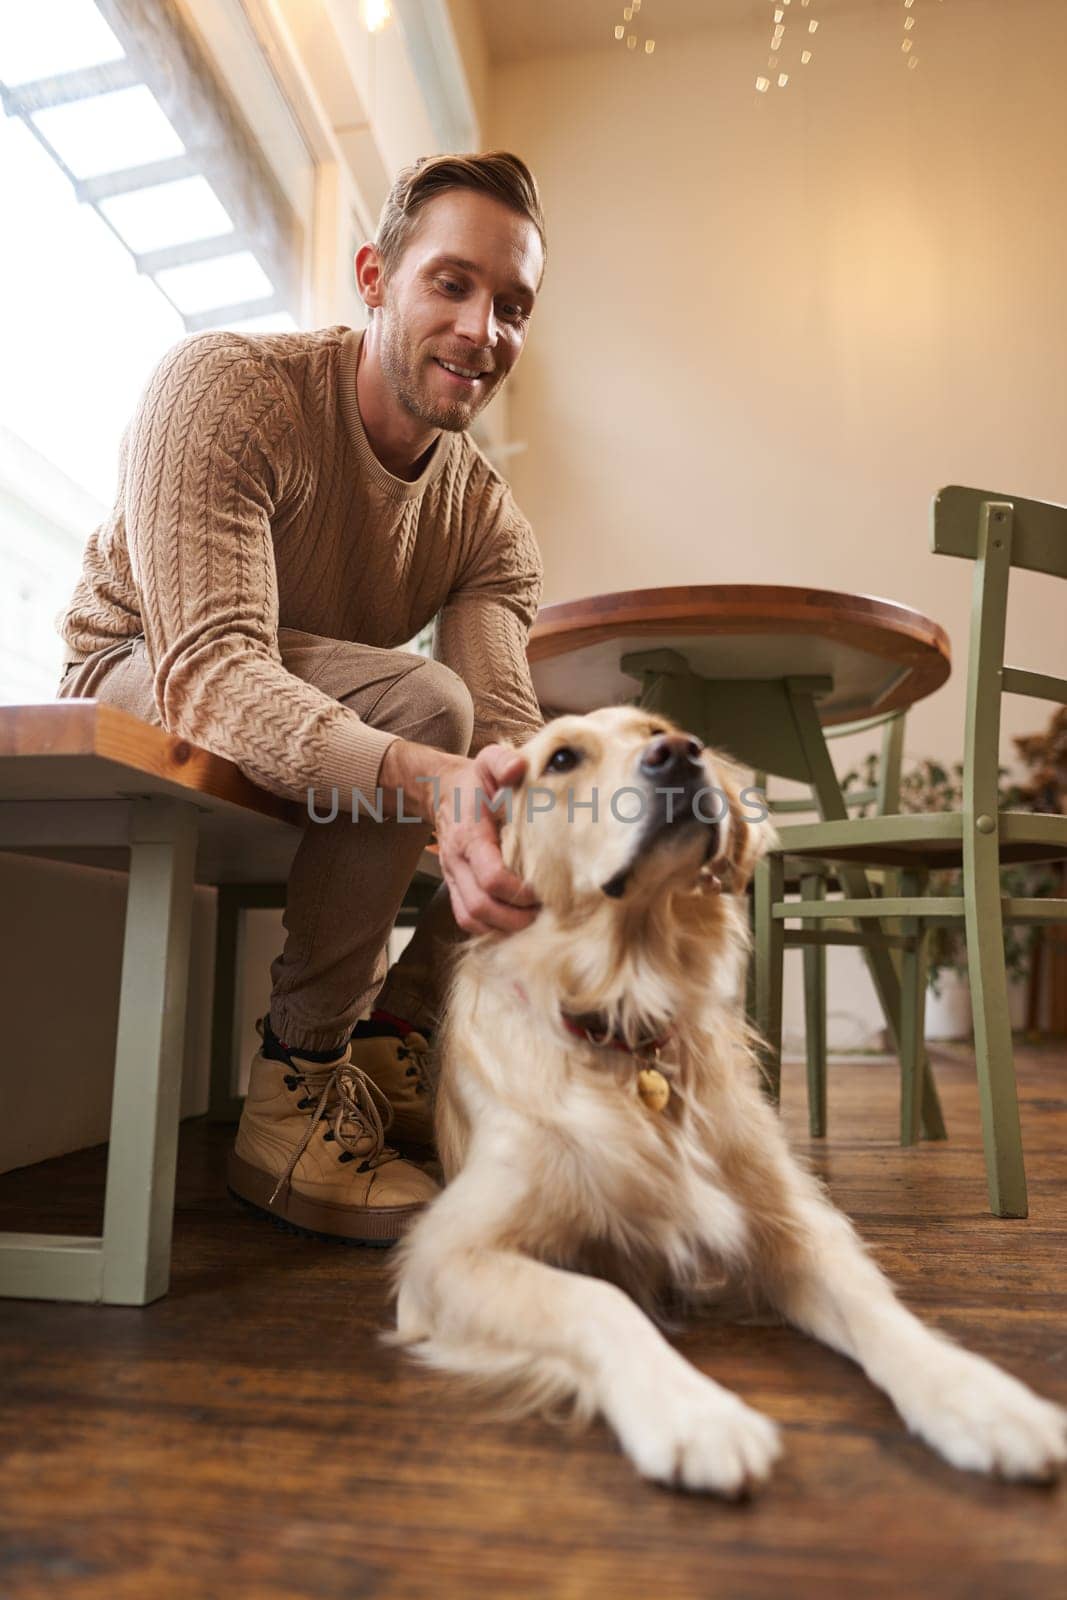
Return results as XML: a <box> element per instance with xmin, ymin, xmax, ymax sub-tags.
<box><xmin>378</xmin><ymin>311</ymin><xmax>498</xmax><ymax>432</ymax></box>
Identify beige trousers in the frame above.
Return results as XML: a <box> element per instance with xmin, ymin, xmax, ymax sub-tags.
<box><xmin>58</xmin><ymin>630</ymin><xmax>471</xmax><ymax>1052</ymax></box>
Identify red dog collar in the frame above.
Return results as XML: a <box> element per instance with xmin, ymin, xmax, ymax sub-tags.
<box><xmin>560</xmin><ymin>1013</ymin><xmax>673</xmax><ymax>1057</ymax></box>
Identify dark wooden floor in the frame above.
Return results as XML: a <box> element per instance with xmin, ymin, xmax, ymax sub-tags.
<box><xmin>1</xmin><ymin>1044</ymin><xmax>1065</xmax><ymax>1600</ymax></box>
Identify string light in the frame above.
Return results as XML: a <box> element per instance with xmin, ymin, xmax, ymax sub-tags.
<box><xmin>611</xmin><ymin>0</ymin><xmax>654</xmax><ymax>58</ymax></box>
<box><xmin>754</xmin><ymin>0</ymin><xmax>944</xmax><ymax>93</ymax></box>
<box><xmin>757</xmin><ymin>0</ymin><xmax>819</xmax><ymax>91</ymax></box>
<box><xmin>900</xmin><ymin>0</ymin><xmax>946</xmax><ymax>72</ymax></box>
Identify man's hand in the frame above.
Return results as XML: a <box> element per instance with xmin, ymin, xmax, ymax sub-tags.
<box><xmin>377</xmin><ymin>737</ymin><xmax>539</xmax><ymax>935</ymax></box>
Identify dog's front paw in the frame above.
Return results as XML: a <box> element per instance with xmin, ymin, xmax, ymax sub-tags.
<box><xmin>610</xmin><ymin>1369</ymin><xmax>782</xmax><ymax>1497</ymax></box>
<box><xmin>901</xmin><ymin>1352</ymin><xmax>1067</xmax><ymax>1481</ymax></box>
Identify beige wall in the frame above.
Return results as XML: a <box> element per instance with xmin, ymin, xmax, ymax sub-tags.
<box><xmin>0</xmin><ymin>853</ymin><xmax>218</xmax><ymax>1174</ymax></box>
<box><xmin>492</xmin><ymin>0</ymin><xmax>1067</xmax><ymax>776</ymax></box>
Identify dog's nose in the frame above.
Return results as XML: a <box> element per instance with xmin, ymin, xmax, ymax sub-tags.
<box><xmin>639</xmin><ymin>733</ymin><xmax>704</xmax><ymax>782</ymax></box>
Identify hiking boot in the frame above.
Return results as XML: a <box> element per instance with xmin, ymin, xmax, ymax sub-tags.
<box><xmin>349</xmin><ymin>1017</ymin><xmax>435</xmax><ymax>1149</ymax></box>
<box><xmin>228</xmin><ymin>1027</ymin><xmax>439</xmax><ymax>1245</ymax></box>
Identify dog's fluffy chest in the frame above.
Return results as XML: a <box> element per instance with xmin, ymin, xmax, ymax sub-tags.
<box><xmin>437</xmin><ymin>961</ymin><xmax>752</xmax><ymax>1287</ymax></box>
<box><xmin>504</xmin><ymin>1069</ymin><xmax>751</xmax><ymax>1283</ymax></box>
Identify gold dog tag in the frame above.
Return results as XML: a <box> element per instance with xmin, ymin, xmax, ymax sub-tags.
<box><xmin>636</xmin><ymin>1066</ymin><xmax>670</xmax><ymax>1113</ymax></box>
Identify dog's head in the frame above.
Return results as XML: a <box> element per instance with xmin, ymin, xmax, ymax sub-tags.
<box><xmin>502</xmin><ymin>706</ymin><xmax>768</xmax><ymax>915</ymax></box>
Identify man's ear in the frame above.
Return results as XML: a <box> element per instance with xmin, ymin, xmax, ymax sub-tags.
<box><xmin>713</xmin><ymin>756</ymin><xmax>776</xmax><ymax>896</ymax></box>
<box><xmin>355</xmin><ymin>241</ymin><xmax>385</xmax><ymax>309</ymax></box>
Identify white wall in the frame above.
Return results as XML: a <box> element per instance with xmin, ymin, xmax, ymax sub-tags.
<box><xmin>490</xmin><ymin>0</ymin><xmax>1067</xmax><ymax>1050</ymax></box>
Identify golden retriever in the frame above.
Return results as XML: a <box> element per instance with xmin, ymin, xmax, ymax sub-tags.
<box><xmin>393</xmin><ymin>706</ymin><xmax>1067</xmax><ymax>1494</ymax></box>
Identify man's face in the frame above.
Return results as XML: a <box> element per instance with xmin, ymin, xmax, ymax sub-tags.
<box><xmin>373</xmin><ymin>188</ymin><xmax>543</xmax><ymax>432</ymax></box>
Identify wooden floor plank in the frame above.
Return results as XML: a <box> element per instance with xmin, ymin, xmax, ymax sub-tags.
<box><xmin>1</xmin><ymin>1044</ymin><xmax>1065</xmax><ymax>1599</ymax></box>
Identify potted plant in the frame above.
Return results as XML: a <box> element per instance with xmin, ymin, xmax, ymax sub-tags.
<box><xmin>840</xmin><ymin>750</ymin><xmax>1057</xmax><ymax>1040</ymax></box>
<box><xmin>1011</xmin><ymin>707</ymin><xmax>1067</xmax><ymax>1033</ymax></box>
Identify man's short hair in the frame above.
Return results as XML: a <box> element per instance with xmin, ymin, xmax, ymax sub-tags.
<box><xmin>375</xmin><ymin>151</ymin><xmax>546</xmax><ymax>279</ymax></box>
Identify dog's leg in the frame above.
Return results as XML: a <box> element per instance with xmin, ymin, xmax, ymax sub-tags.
<box><xmin>395</xmin><ymin>1156</ymin><xmax>782</xmax><ymax>1496</ymax></box>
<box><xmin>722</xmin><ymin>1099</ymin><xmax>1067</xmax><ymax>1480</ymax></box>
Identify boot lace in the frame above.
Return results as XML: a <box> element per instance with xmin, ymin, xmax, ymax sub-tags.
<box><xmin>397</xmin><ymin>1031</ymin><xmax>433</xmax><ymax>1097</ymax></box>
<box><xmin>269</xmin><ymin>1058</ymin><xmax>400</xmax><ymax>1208</ymax></box>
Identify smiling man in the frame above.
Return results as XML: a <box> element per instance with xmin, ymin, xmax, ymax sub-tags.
<box><xmin>56</xmin><ymin>153</ymin><xmax>547</xmax><ymax>1243</ymax></box>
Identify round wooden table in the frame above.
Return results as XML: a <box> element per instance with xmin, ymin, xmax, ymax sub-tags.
<box><xmin>529</xmin><ymin>583</ymin><xmax>951</xmax><ymax>784</ymax></box>
<box><xmin>529</xmin><ymin>583</ymin><xmax>951</xmax><ymax>733</ymax></box>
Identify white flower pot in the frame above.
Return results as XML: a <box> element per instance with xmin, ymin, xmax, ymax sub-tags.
<box><xmin>924</xmin><ymin>971</ymin><xmax>1029</xmax><ymax>1041</ymax></box>
<box><xmin>925</xmin><ymin>971</ymin><xmax>973</xmax><ymax>1041</ymax></box>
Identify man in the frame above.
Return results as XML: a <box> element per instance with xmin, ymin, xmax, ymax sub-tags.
<box><xmin>56</xmin><ymin>152</ymin><xmax>547</xmax><ymax>1244</ymax></box>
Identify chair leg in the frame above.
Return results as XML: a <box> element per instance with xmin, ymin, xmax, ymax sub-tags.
<box><xmin>784</xmin><ymin>681</ymin><xmax>946</xmax><ymax>1142</ymax></box>
<box><xmin>966</xmin><ymin>842</ymin><xmax>1028</xmax><ymax>1218</ymax></box>
<box><xmin>100</xmin><ymin>799</ymin><xmax>198</xmax><ymax>1305</ymax></box>
<box><xmin>754</xmin><ymin>855</ymin><xmax>785</xmax><ymax>1106</ymax></box>
<box><xmin>898</xmin><ymin>870</ymin><xmax>928</xmax><ymax>1147</ymax></box>
<box><xmin>801</xmin><ymin>872</ymin><xmax>827</xmax><ymax>1137</ymax></box>
<box><xmin>744</xmin><ymin>897</ymin><xmax>758</xmax><ymax>1027</ymax></box>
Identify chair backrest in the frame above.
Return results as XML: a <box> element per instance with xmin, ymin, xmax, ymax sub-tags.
<box><xmin>931</xmin><ymin>488</ymin><xmax>1067</xmax><ymax>823</ymax></box>
<box><xmin>933</xmin><ymin>486</ymin><xmax>1067</xmax><ymax>581</ymax></box>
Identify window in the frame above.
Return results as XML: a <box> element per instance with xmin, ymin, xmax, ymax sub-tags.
<box><xmin>0</xmin><ymin>0</ymin><xmax>307</xmax><ymax>700</ymax></box>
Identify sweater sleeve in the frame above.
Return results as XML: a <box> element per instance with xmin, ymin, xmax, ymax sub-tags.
<box><xmin>125</xmin><ymin>335</ymin><xmax>397</xmax><ymax>804</ymax></box>
<box><xmin>433</xmin><ymin>504</ymin><xmax>545</xmax><ymax>752</ymax></box>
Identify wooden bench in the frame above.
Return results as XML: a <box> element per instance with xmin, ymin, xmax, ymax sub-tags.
<box><xmin>0</xmin><ymin>700</ymin><xmax>440</xmax><ymax>1307</ymax></box>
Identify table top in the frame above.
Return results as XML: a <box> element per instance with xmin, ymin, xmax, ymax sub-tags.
<box><xmin>528</xmin><ymin>583</ymin><xmax>952</xmax><ymax>727</ymax></box>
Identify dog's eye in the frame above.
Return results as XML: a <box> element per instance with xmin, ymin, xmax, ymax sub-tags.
<box><xmin>545</xmin><ymin>746</ymin><xmax>581</xmax><ymax>774</ymax></box>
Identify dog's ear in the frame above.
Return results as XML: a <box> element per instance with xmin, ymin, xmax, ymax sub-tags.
<box><xmin>713</xmin><ymin>757</ymin><xmax>776</xmax><ymax>896</ymax></box>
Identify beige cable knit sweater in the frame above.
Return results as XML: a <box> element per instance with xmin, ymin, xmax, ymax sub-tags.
<box><xmin>58</xmin><ymin>325</ymin><xmax>544</xmax><ymax>803</ymax></box>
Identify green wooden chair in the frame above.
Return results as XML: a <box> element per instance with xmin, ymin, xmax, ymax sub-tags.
<box><xmin>754</xmin><ymin>486</ymin><xmax>1067</xmax><ymax>1218</ymax></box>
<box><xmin>752</xmin><ymin>707</ymin><xmax>907</xmax><ymax>1139</ymax></box>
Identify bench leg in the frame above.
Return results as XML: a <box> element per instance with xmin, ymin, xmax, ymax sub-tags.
<box><xmin>206</xmin><ymin>872</ymin><xmax>441</xmax><ymax>1123</ymax></box>
<box><xmin>0</xmin><ymin>798</ymin><xmax>198</xmax><ymax>1304</ymax></box>
<box><xmin>208</xmin><ymin>883</ymin><xmax>289</xmax><ymax>1121</ymax></box>
<box><xmin>100</xmin><ymin>799</ymin><xmax>198</xmax><ymax>1305</ymax></box>
<box><xmin>208</xmin><ymin>886</ymin><xmax>245</xmax><ymax>1122</ymax></box>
